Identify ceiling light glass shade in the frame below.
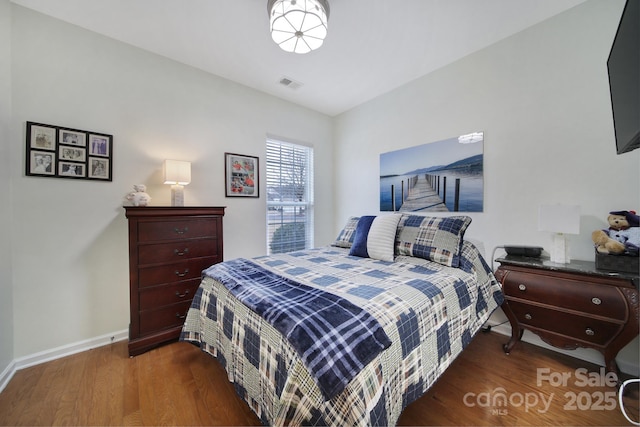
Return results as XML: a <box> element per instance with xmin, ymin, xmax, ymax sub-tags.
<box><xmin>268</xmin><ymin>0</ymin><xmax>330</xmax><ymax>54</ymax></box>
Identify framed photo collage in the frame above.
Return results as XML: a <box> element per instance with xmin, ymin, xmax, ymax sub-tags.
<box><xmin>26</xmin><ymin>121</ymin><xmax>113</xmax><ymax>181</ymax></box>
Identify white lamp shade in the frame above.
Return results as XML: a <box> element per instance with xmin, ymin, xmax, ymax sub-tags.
<box><xmin>538</xmin><ymin>204</ymin><xmax>581</xmax><ymax>234</ymax></box>
<box><xmin>163</xmin><ymin>160</ymin><xmax>191</xmax><ymax>185</ymax></box>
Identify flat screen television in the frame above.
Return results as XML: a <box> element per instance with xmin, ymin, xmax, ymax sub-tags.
<box><xmin>607</xmin><ymin>0</ymin><xmax>639</xmax><ymax>155</ymax></box>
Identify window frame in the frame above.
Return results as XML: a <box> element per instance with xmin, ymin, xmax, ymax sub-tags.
<box><xmin>265</xmin><ymin>138</ymin><xmax>314</xmax><ymax>254</ymax></box>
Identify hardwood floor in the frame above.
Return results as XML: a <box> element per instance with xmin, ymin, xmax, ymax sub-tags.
<box><xmin>0</xmin><ymin>331</ymin><xmax>637</xmax><ymax>426</ymax></box>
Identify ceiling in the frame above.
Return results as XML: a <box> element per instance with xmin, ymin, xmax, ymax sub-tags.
<box><xmin>11</xmin><ymin>0</ymin><xmax>588</xmax><ymax>117</ymax></box>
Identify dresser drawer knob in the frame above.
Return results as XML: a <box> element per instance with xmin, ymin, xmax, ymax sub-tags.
<box><xmin>175</xmin><ymin>268</ymin><xmax>190</xmax><ymax>277</ymax></box>
<box><xmin>518</xmin><ymin>284</ymin><xmax>526</xmax><ymax>291</ymax></box>
<box><xmin>591</xmin><ymin>297</ymin><xmax>602</xmax><ymax>305</ymax></box>
<box><xmin>174</xmin><ymin>248</ymin><xmax>190</xmax><ymax>256</ymax></box>
<box><xmin>524</xmin><ymin>313</ymin><xmax>532</xmax><ymax>320</ymax></box>
<box><xmin>175</xmin><ymin>290</ymin><xmax>190</xmax><ymax>298</ymax></box>
<box><xmin>174</xmin><ymin>227</ymin><xmax>189</xmax><ymax>235</ymax></box>
<box><xmin>585</xmin><ymin>328</ymin><xmax>595</xmax><ymax>336</ymax></box>
<box><xmin>176</xmin><ymin>312</ymin><xmax>187</xmax><ymax>320</ymax></box>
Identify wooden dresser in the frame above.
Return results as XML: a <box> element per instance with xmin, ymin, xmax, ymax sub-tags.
<box><xmin>125</xmin><ymin>206</ymin><xmax>225</xmax><ymax>356</ymax></box>
<box><xmin>496</xmin><ymin>256</ymin><xmax>639</xmax><ymax>375</ymax></box>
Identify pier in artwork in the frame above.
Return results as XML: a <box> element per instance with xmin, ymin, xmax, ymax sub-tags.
<box><xmin>391</xmin><ymin>174</ymin><xmax>462</xmax><ymax>212</ymax></box>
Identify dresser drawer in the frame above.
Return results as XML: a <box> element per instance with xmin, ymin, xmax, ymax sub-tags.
<box><xmin>139</xmin><ymin>279</ymin><xmax>200</xmax><ymax>310</ymax></box>
<box><xmin>138</xmin><ymin>238</ymin><xmax>219</xmax><ymax>265</ymax></box>
<box><xmin>502</xmin><ymin>270</ymin><xmax>627</xmax><ymax>321</ymax></box>
<box><xmin>139</xmin><ymin>301</ymin><xmax>192</xmax><ymax>335</ymax></box>
<box><xmin>507</xmin><ymin>300</ymin><xmax>623</xmax><ymax>346</ymax></box>
<box><xmin>138</xmin><ymin>218</ymin><xmax>218</xmax><ymax>242</ymax></box>
<box><xmin>138</xmin><ymin>256</ymin><xmax>219</xmax><ymax>288</ymax></box>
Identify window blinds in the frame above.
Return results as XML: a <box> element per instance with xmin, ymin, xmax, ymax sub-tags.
<box><xmin>266</xmin><ymin>138</ymin><xmax>314</xmax><ymax>254</ymax></box>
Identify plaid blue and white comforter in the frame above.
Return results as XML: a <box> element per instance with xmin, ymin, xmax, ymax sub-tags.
<box><xmin>200</xmin><ymin>258</ymin><xmax>392</xmax><ymax>400</ymax></box>
<box><xmin>181</xmin><ymin>242</ymin><xmax>503</xmax><ymax>426</ymax></box>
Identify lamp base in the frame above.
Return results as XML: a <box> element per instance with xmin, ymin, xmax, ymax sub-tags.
<box><xmin>170</xmin><ymin>184</ymin><xmax>185</xmax><ymax>207</ymax></box>
<box><xmin>550</xmin><ymin>233</ymin><xmax>570</xmax><ymax>263</ymax></box>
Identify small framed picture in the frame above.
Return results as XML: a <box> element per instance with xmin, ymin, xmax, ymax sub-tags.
<box><xmin>28</xmin><ymin>123</ymin><xmax>56</xmax><ymax>150</ymax></box>
<box><xmin>28</xmin><ymin>150</ymin><xmax>55</xmax><ymax>175</ymax></box>
<box><xmin>59</xmin><ymin>161</ymin><xmax>85</xmax><ymax>177</ymax></box>
<box><xmin>59</xmin><ymin>146</ymin><xmax>86</xmax><ymax>162</ymax></box>
<box><xmin>89</xmin><ymin>134</ymin><xmax>110</xmax><ymax>157</ymax></box>
<box><xmin>225</xmin><ymin>153</ymin><xmax>259</xmax><ymax>198</ymax></box>
<box><xmin>59</xmin><ymin>129</ymin><xmax>86</xmax><ymax>147</ymax></box>
<box><xmin>88</xmin><ymin>157</ymin><xmax>109</xmax><ymax>179</ymax></box>
<box><xmin>25</xmin><ymin>121</ymin><xmax>113</xmax><ymax>181</ymax></box>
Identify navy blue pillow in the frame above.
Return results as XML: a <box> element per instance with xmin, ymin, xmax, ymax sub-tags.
<box><xmin>349</xmin><ymin>216</ymin><xmax>376</xmax><ymax>258</ymax></box>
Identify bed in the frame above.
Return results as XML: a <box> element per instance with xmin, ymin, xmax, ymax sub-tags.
<box><xmin>180</xmin><ymin>214</ymin><xmax>504</xmax><ymax>426</ymax></box>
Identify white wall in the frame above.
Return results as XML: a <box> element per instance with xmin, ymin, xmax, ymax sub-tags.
<box><xmin>0</xmin><ymin>0</ymin><xmax>15</xmax><ymax>380</ymax></box>
<box><xmin>334</xmin><ymin>0</ymin><xmax>639</xmax><ymax>373</ymax></box>
<box><xmin>9</xmin><ymin>5</ymin><xmax>333</xmax><ymax>358</ymax></box>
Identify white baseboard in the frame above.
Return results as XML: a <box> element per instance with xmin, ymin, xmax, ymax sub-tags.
<box><xmin>0</xmin><ymin>359</ymin><xmax>17</xmax><ymax>395</ymax></box>
<box><xmin>486</xmin><ymin>320</ymin><xmax>639</xmax><ymax>377</ymax></box>
<box><xmin>0</xmin><ymin>329</ymin><xmax>128</xmax><ymax>394</ymax></box>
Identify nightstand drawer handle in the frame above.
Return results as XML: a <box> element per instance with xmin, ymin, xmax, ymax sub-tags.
<box><xmin>585</xmin><ymin>328</ymin><xmax>595</xmax><ymax>336</ymax></box>
<box><xmin>174</xmin><ymin>227</ymin><xmax>189</xmax><ymax>235</ymax></box>
<box><xmin>591</xmin><ymin>297</ymin><xmax>602</xmax><ymax>305</ymax></box>
<box><xmin>518</xmin><ymin>284</ymin><xmax>526</xmax><ymax>291</ymax></box>
<box><xmin>524</xmin><ymin>313</ymin><xmax>532</xmax><ymax>320</ymax></box>
<box><xmin>175</xmin><ymin>268</ymin><xmax>190</xmax><ymax>277</ymax></box>
<box><xmin>175</xmin><ymin>290</ymin><xmax>190</xmax><ymax>298</ymax></box>
<box><xmin>176</xmin><ymin>312</ymin><xmax>187</xmax><ymax>320</ymax></box>
<box><xmin>174</xmin><ymin>248</ymin><xmax>190</xmax><ymax>256</ymax></box>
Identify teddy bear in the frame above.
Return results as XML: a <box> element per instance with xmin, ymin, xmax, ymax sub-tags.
<box><xmin>592</xmin><ymin>210</ymin><xmax>640</xmax><ymax>255</ymax></box>
<box><xmin>126</xmin><ymin>184</ymin><xmax>151</xmax><ymax>207</ymax></box>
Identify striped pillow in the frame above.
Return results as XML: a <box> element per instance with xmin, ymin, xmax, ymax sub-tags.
<box><xmin>349</xmin><ymin>215</ymin><xmax>402</xmax><ymax>262</ymax></box>
<box><xmin>395</xmin><ymin>215</ymin><xmax>472</xmax><ymax>267</ymax></box>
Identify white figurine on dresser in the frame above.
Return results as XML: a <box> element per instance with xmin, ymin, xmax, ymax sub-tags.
<box><xmin>125</xmin><ymin>184</ymin><xmax>151</xmax><ymax>207</ymax></box>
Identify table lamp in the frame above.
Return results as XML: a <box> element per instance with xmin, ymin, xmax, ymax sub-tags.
<box><xmin>163</xmin><ymin>160</ymin><xmax>191</xmax><ymax>206</ymax></box>
<box><xmin>538</xmin><ymin>204</ymin><xmax>581</xmax><ymax>263</ymax></box>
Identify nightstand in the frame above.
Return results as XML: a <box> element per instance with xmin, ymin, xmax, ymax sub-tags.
<box><xmin>124</xmin><ymin>206</ymin><xmax>225</xmax><ymax>356</ymax></box>
<box><xmin>495</xmin><ymin>255</ymin><xmax>639</xmax><ymax>375</ymax></box>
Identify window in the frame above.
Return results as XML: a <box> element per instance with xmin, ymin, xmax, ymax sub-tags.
<box><xmin>266</xmin><ymin>138</ymin><xmax>314</xmax><ymax>254</ymax></box>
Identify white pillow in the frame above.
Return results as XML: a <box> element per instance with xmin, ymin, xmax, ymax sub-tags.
<box><xmin>366</xmin><ymin>214</ymin><xmax>402</xmax><ymax>262</ymax></box>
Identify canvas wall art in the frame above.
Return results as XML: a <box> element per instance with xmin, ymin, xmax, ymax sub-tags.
<box><xmin>380</xmin><ymin>132</ymin><xmax>484</xmax><ymax>212</ymax></box>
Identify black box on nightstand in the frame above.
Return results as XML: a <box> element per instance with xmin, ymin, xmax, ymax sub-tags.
<box><xmin>595</xmin><ymin>250</ymin><xmax>639</xmax><ymax>274</ymax></box>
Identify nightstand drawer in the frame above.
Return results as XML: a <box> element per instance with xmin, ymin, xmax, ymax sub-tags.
<box><xmin>138</xmin><ymin>218</ymin><xmax>218</xmax><ymax>242</ymax></box>
<box><xmin>139</xmin><ymin>280</ymin><xmax>200</xmax><ymax>310</ymax></box>
<box><xmin>139</xmin><ymin>300</ymin><xmax>192</xmax><ymax>335</ymax></box>
<box><xmin>138</xmin><ymin>238</ymin><xmax>219</xmax><ymax>265</ymax></box>
<box><xmin>138</xmin><ymin>256</ymin><xmax>219</xmax><ymax>288</ymax></box>
<box><xmin>507</xmin><ymin>301</ymin><xmax>623</xmax><ymax>346</ymax></box>
<box><xmin>502</xmin><ymin>270</ymin><xmax>627</xmax><ymax>321</ymax></box>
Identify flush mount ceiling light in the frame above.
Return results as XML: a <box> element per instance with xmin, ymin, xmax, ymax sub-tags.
<box><xmin>458</xmin><ymin>132</ymin><xmax>484</xmax><ymax>144</ymax></box>
<box><xmin>268</xmin><ymin>0</ymin><xmax>330</xmax><ymax>54</ymax></box>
